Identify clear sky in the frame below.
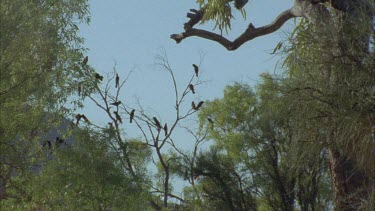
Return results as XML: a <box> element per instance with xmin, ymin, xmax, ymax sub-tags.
<box><xmin>79</xmin><ymin>0</ymin><xmax>294</xmax><ymax>124</ymax></box>
<box><xmin>78</xmin><ymin>0</ymin><xmax>294</xmax><ymax>197</ymax></box>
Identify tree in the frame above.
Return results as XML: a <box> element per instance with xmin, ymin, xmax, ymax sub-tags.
<box><xmin>0</xmin><ymin>128</ymin><xmax>150</xmax><ymax>210</ymax></box>
<box><xmin>86</xmin><ymin>52</ymin><xmax>206</xmax><ymax>209</ymax></box>
<box><xmin>190</xmin><ymin>82</ymin><xmax>331</xmax><ymax>210</ymax></box>
<box><xmin>171</xmin><ymin>0</ymin><xmax>374</xmax><ymax>209</ymax></box>
<box><xmin>0</xmin><ymin>0</ymin><xmax>92</xmax><ymax>201</ymax></box>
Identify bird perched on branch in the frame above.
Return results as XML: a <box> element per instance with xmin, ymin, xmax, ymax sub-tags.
<box><xmin>192</xmin><ymin>64</ymin><xmax>199</xmax><ymax>77</ymax></box>
<box><xmin>234</xmin><ymin>0</ymin><xmax>248</xmax><ymax>9</ymax></box>
<box><xmin>113</xmin><ymin>111</ymin><xmax>123</xmax><ymax>124</ymax></box>
<box><xmin>129</xmin><ymin>109</ymin><xmax>135</xmax><ymax>123</ymax></box>
<box><xmin>110</xmin><ymin>101</ymin><xmax>122</xmax><ymax>106</ymax></box>
<box><xmin>94</xmin><ymin>73</ymin><xmax>103</xmax><ymax>81</ymax></box>
<box><xmin>75</xmin><ymin>114</ymin><xmax>90</xmax><ymax>125</ymax></box>
<box><xmin>56</xmin><ymin>137</ymin><xmax>64</xmax><ymax>144</ymax></box>
<box><xmin>77</xmin><ymin>83</ymin><xmax>82</xmax><ymax>96</ymax></box>
<box><xmin>81</xmin><ymin>114</ymin><xmax>90</xmax><ymax>124</ymax></box>
<box><xmin>115</xmin><ymin>73</ymin><xmax>119</xmax><ymax>88</ymax></box>
<box><xmin>75</xmin><ymin>114</ymin><xmax>82</xmax><ymax>125</ymax></box>
<box><xmin>108</xmin><ymin>122</ymin><xmax>114</xmax><ymax>130</ymax></box>
<box><xmin>189</xmin><ymin>84</ymin><xmax>195</xmax><ymax>94</ymax></box>
<box><xmin>163</xmin><ymin>123</ymin><xmax>168</xmax><ymax>136</ymax></box>
<box><xmin>195</xmin><ymin>101</ymin><xmax>204</xmax><ymax>110</ymax></box>
<box><xmin>153</xmin><ymin>117</ymin><xmax>162</xmax><ymax>131</ymax></box>
<box><xmin>43</xmin><ymin>140</ymin><xmax>52</xmax><ymax>149</ymax></box>
<box><xmin>82</xmin><ymin>56</ymin><xmax>88</xmax><ymax>67</ymax></box>
<box><xmin>191</xmin><ymin>101</ymin><xmax>196</xmax><ymax>110</ymax></box>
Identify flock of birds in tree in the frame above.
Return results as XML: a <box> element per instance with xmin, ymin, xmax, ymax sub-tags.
<box><xmin>42</xmin><ymin>57</ymin><xmax>215</xmax><ymax>155</ymax></box>
<box><xmin>73</xmin><ymin>56</ymin><xmax>214</xmax><ymax>131</ymax></box>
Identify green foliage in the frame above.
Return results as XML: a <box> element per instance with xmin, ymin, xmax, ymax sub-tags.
<box><xmin>197</xmin><ymin>0</ymin><xmax>247</xmax><ymax>32</ymax></box>
<box><xmin>281</xmin><ymin>10</ymin><xmax>375</xmax><ymax>175</ymax></box>
<box><xmin>193</xmin><ymin>81</ymin><xmax>332</xmax><ymax>210</ymax></box>
<box><xmin>198</xmin><ymin>83</ymin><xmax>257</xmax><ymax>160</ymax></box>
<box><xmin>0</xmin><ymin>0</ymin><xmax>97</xmax><ymax>206</ymax></box>
<box><xmin>193</xmin><ymin>147</ymin><xmax>257</xmax><ymax>211</ymax></box>
<box><xmin>273</xmin><ymin>7</ymin><xmax>374</xmax><ymax>208</ymax></box>
<box><xmin>122</xmin><ymin>138</ymin><xmax>152</xmax><ymax>176</ymax></box>
<box><xmin>1</xmin><ymin>129</ymin><xmax>150</xmax><ymax>210</ymax></box>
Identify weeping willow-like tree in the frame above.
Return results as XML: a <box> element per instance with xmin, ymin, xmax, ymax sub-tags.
<box><xmin>0</xmin><ymin>0</ymin><xmax>94</xmax><ymax>201</ymax></box>
<box><xmin>172</xmin><ymin>0</ymin><xmax>375</xmax><ymax>209</ymax></box>
<box><xmin>0</xmin><ymin>129</ymin><xmax>150</xmax><ymax>210</ymax></box>
<box><xmin>183</xmin><ymin>82</ymin><xmax>331</xmax><ymax>210</ymax></box>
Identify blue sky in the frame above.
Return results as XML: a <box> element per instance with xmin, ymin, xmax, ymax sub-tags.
<box><xmin>79</xmin><ymin>0</ymin><xmax>294</xmax><ymax>125</ymax></box>
<box><xmin>78</xmin><ymin>0</ymin><xmax>295</xmax><ymax>198</ymax></box>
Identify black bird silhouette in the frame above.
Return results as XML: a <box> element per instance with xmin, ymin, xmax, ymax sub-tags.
<box><xmin>234</xmin><ymin>0</ymin><xmax>248</xmax><ymax>9</ymax></box>
<box><xmin>129</xmin><ymin>109</ymin><xmax>135</xmax><ymax>123</ymax></box>
<box><xmin>108</xmin><ymin>122</ymin><xmax>114</xmax><ymax>130</ymax></box>
<box><xmin>81</xmin><ymin>114</ymin><xmax>90</xmax><ymax>124</ymax></box>
<box><xmin>77</xmin><ymin>84</ymin><xmax>82</xmax><ymax>96</ymax></box>
<box><xmin>195</xmin><ymin>101</ymin><xmax>204</xmax><ymax>110</ymax></box>
<box><xmin>153</xmin><ymin>117</ymin><xmax>162</xmax><ymax>130</ymax></box>
<box><xmin>192</xmin><ymin>64</ymin><xmax>199</xmax><ymax>77</ymax></box>
<box><xmin>82</xmin><ymin>56</ymin><xmax>88</xmax><ymax>67</ymax></box>
<box><xmin>94</xmin><ymin>73</ymin><xmax>103</xmax><ymax>81</ymax></box>
<box><xmin>56</xmin><ymin>137</ymin><xmax>64</xmax><ymax>144</ymax></box>
<box><xmin>110</xmin><ymin>101</ymin><xmax>122</xmax><ymax>106</ymax></box>
<box><xmin>189</xmin><ymin>84</ymin><xmax>195</xmax><ymax>94</ymax></box>
<box><xmin>115</xmin><ymin>73</ymin><xmax>119</xmax><ymax>88</ymax></box>
<box><xmin>191</xmin><ymin>101</ymin><xmax>196</xmax><ymax>110</ymax></box>
<box><xmin>163</xmin><ymin>123</ymin><xmax>168</xmax><ymax>136</ymax></box>
<box><xmin>75</xmin><ymin>114</ymin><xmax>82</xmax><ymax>125</ymax></box>
<box><xmin>113</xmin><ymin>111</ymin><xmax>123</xmax><ymax>124</ymax></box>
<box><xmin>43</xmin><ymin>140</ymin><xmax>52</xmax><ymax>149</ymax></box>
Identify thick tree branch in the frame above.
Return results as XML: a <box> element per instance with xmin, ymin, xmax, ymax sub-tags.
<box><xmin>171</xmin><ymin>8</ymin><xmax>296</xmax><ymax>51</ymax></box>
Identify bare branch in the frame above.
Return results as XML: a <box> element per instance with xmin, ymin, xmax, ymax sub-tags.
<box><xmin>171</xmin><ymin>8</ymin><xmax>296</xmax><ymax>51</ymax></box>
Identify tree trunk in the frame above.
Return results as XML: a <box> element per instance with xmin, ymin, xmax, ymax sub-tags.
<box><xmin>164</xmin><ymin>169</ymin><xmax>169</xmax><ymax>208</ymax></box>
<box><xmin>328</xmin><ymin>147</ymin><xmax>370</xmax><ymax>210</ymax></box>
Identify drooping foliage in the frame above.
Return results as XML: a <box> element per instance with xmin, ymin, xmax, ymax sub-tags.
<box><xmin>0</xmin><ymin>0</ymin><xmax>94</xmax><ymax>201</ymax></box>
<box><xmin>171</xmin><ymin>82</ymin><xmax>332</xmax><ymax>210</ymax></box>
<box><xmin>0</xmin><ymin>129</ymin><xmax>150</xmax><ymax>210</ymax></box>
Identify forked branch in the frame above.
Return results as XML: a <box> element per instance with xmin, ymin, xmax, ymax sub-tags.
<box><xmin>171</xmin><ymin>8</ymin><xmax>296</xmax><ymax>51</ymax></box>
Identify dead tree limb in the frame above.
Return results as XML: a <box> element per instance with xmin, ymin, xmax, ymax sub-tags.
<box><xmin>171</xmin><ymin>0</ymin><xmax>337</xmax><ymax>50</ymax></box>
<box><xmin>172</xmin><ymin>8</ymin><xmax>296</xmax><ymax>51</ymax></box>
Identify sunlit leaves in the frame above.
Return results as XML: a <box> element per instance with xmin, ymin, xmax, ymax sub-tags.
<box><xmin>197</xmin><ymin>0</ymin><xmax>247</xmax><ymax>32</ymax></box>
